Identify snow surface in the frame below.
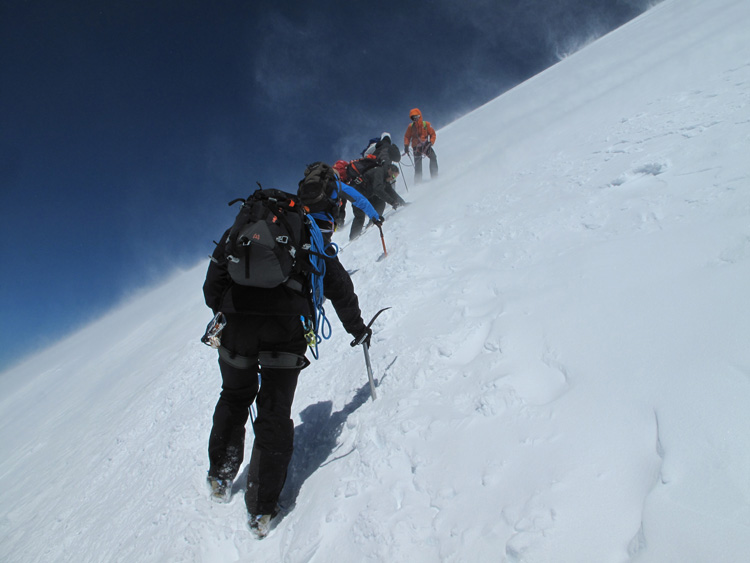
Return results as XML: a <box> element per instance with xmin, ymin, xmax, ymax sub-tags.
<box><xmin>2</xmin><ymin>0</ymin><xmax>750</xmax><ymax>561</ymax></box>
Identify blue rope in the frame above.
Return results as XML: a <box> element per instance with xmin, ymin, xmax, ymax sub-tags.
<box><xmin>304</xmin><ymin>218</ymin><xmax>338</xmax><ymax>359</ymax></box>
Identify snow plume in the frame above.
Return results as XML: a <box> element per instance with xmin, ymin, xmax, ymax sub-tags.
<box><xmin>433</xmin><ymin>0</ymin><xmax>660</xmax><ymax>65</ymax></box>
<box><xmin>250</xmin><ymin>11</ymin><xmax>334</xmax><ymax>147</ymax></box>
<box><xmin>3</xmin><ymin>0</ymin><xmax>750</xmax><ymax>561</ymax></box>
<box><xmin>248</xmin><ymin>10</ymin><xmax>383</xmax><ymax>163</ymax></box>
<box><xmin>252</xmin><ymin>13</ymin><xmax>328</xmax><ymax>110</ymax></box>
<box><xmin>541</xmin><ymin>0</ymin><xmax>657</xmax><ymax>61</ymax></box>
<box><xmin>551</xmin><ymin>28</ymin><xmax>604</xmax><ymax>61</ymax></box>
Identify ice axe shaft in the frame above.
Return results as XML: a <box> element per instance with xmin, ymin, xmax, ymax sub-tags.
<box><xmin>377</xmin><ymin>224</ymin><xmax>387</xmax><ymax>257</ymax></box>
<box><xmin>359</xmin><ymin>307</ymin><xmax>391</xmax><ymax>401</ymax></box>
<box><xmin>363</xmin><ymin>343</ymin><xmax>377</xmax><ymax>400</ymax></box>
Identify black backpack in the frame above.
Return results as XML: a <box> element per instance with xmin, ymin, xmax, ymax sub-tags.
<box><xmin>297</xmin><ymin>161</ymin><xmax>346</xmax><ymax>227</ymax></box>
<box><xmin>345</xmin><ymin>156</ymin><xmax>382</xmax><ymax>186</ymax></box>
<box><xmin>298</xmin><ymin>162</ymin><xmax>340</xmax><ymax>210</ymax></box>
<box><xmin>224</xmin><ymin>188</ymin><xmax>308</xmax><ymax>290</ymax></box>
<box><xmin>346</xmin><ymin>144</ymin><xmax>401</xmax><ymax>186</ymax></box>
<box><xmin>379</xmin><ymin>142</ymin><xmax>401</xmax><ymax>164</ymax></box>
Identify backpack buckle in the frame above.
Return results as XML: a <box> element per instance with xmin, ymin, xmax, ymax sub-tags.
<box><xmin>276</xmin><ymin>235</ymin><xmax>289</xmax><ymax>244</ymax></box>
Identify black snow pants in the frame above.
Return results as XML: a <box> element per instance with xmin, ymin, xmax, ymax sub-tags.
<box><xmin>207</xmin><ymin>314</ymin><xmax>307</xmax><ymax>515</ymax></box>
<box><xmin>349</xmin><ymin>195</ymin><xmax>386</xmax><ymax>241</ymax></box>
<box><xmin>414</xmin><ymin>146</ymin><xmax>438</xmax><ymax>183</ymax></box>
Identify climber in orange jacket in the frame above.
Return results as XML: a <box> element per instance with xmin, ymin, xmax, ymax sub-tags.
<box><xmin>403</xmin><ymin>108</ymin><xmax>438</xmax><ymax>183</ymax></box>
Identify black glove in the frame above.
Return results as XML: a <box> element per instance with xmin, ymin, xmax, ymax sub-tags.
<box><xmin>350</xmin><ymin>326</ymin><xmax>372</xmax><ymax>347</ymax></box>
<box><xmin>403</xmin><ymin>146</ymin><xmax>409</xmax><ymax>155</ymax></box>
<box><xmin>373</xmin><ymin>216</ymin><xmax>384</xmax><ymax>227</ymax></box>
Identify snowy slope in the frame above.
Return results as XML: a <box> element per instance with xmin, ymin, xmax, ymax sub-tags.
<box><xmin>2</xmin><ymin>0</ymin><xmax>750</xmax><ymax>561</ymax></box>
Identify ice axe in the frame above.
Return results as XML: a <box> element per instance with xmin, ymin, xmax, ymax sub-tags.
<box><xmin>362</xmin><ymin>343</ymin><xmax>376</xmax><ymax>400</ymax></box>
<box><xmin>376</xmin><ymin>224</ymin><xmax>388</xmax><ymax>261</ymax></box>
<box><xmin>352</xmin><ymin>307</ymin><xmax>391</xmax><ymax>400</ymax></box>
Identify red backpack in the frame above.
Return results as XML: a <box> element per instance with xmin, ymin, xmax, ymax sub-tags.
<box><xmin>332</xmin><ymin>160</ymin><xmax>350</xmax><ymax>183</ymax></box>
<box><xmin>334</xmin><ymin>155</ymin><xmax>379</xmax><ymax>186</ymax></box>
<box><xmin>345</xmin><ymin>155</ymin><xmax>381</xmax><ymax>186</ymax></box>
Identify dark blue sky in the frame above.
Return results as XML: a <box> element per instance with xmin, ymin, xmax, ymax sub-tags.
<box><xmin>0</xmin><ymin>0</ymin><xmax>652</xmax><ymax>370</ymax></box>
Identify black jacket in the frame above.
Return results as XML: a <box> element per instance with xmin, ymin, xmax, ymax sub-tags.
<box><xmin>359</xmin><ymin>166</ymin><xmax>406</xmax><ymax>208</ymax></box>
<box><xmin>203</xmin><ymin>229</ymin><xmax>367</xmax><ymax>337</ymax></box>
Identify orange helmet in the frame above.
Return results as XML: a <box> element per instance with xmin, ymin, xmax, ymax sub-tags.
<box><xmin>409</xmin><ymin>108</ymin><xmax>422</xmax><ymax>120</ymax></box>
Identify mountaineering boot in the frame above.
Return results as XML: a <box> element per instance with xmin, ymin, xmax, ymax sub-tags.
<box><xmin>247</xmin><ymin>506</ymin><xmax>280</xmax><ymax>539</ymax></box>
<box><xmin>206</xmin><ymin>476</ymin><xmax>233</xmax><ymax>503</ymax></box>
<box><xmin>247</xmin><ymin>514</ymin><xmax>273</xmax><ymax>539</ymax></box>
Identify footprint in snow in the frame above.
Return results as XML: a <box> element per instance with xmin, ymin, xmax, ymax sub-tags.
<box><xmin>608</xmin><ymin>159</ymin><xmax>670</xmax><ymax>187</ymax></box>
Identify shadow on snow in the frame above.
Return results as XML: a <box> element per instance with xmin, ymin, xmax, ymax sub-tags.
<box><xmin>280</xmin><ymin>381</ymin><xmax>371</xmax><ymax>510</ymax></box>
<box><xmin>230</xmin><ymin>356</ymin><xmax>396</xmax><ymax>522</ymax></box>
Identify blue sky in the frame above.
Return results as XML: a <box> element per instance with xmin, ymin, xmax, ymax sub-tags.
<box><xmin>0</xmin><ymin>0</ymin><xmax>651</xmax><ymax>371</ymax></box>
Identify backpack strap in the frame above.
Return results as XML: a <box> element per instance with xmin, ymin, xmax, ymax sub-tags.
<box><xmin>263</xmin><ymin>198</ymin><xmax>299</xmax><ymax>253</ymax></box>
<box><xmin>225</xmin><ymin>198</ymin><xmax>254</xmax><ymax>257</ymax></box>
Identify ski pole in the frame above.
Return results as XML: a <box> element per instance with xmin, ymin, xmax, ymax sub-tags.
<box><xmin>398</xmin><ymin>162</ymin><xmax>409</xmax><ymax>192</ymax></box>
